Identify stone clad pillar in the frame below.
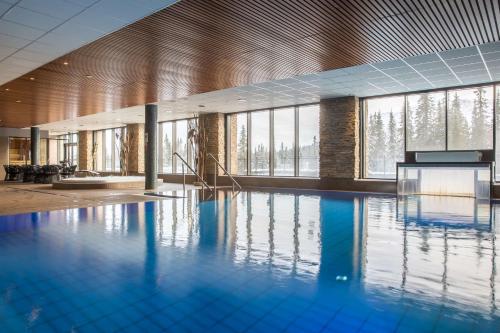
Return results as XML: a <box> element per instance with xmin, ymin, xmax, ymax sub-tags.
<box><xmin>200</xmin><ymin>113</ymin><xmax>225</xmax><ymax>183</ymax></box>
<box><xmin>78</xmin><ymin>131</ymin><xmax>93</xmax><ymax>170</ymax></box>
<box><xmin>319</xmin><ymin>96</ymin><xmax>360</xmax><ymax>188</ymax></box>
<box><xmin>145</xmin><ymin>104</ymin><xmax>158</xmax><ymax>190</ymax></box>
<box><xmin>30</xmin><ymin>127</ymin><xmax>40</xmax><ymax>165</ymax></box>
<box><xmin>127</xmin><ymin>124</ymin><xmax>145</xmax><ymax>174</ymax></box>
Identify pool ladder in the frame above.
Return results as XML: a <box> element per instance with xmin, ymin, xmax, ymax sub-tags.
<box><xmin>208</xmin><ymin>153</ymin><xmax>242</xmax><ymax>192</ymax></box>
<box><xmin>173</xmin><ymin>152</ymin><xmax>242</xmax><ymax>194</ymax></box>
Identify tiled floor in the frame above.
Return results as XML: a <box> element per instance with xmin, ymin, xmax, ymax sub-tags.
<box><xmin>0</xmin><ymin>181</ymin><xmax>194</xmax><ymax>216</ymax></box>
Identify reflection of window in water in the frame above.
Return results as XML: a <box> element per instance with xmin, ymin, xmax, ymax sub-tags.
<box><xmin>155</xmin><ymin>191</ymin><xmax>198</xmax><ymax>248</ymax></box>
<box><xmin>104</xmin><ymin>205</ymin><xmax>127</xmax><ymax>234</ymax></box>
<box><xmin>363</xmin><ymin>196</ymin><xmax>498</xmax><ymax>314</ymax></box>
<box><xmin>233</xmin><ymin>192</ymin><xmax>321</xmax><ymax>278</ymax></box>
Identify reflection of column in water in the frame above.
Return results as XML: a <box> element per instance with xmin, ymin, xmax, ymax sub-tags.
<box><xmin>318</xmin><ymin>196</ymin><xmax>355</xmax><ymax>283</ymax></box>
<box><xmin>144</xmin><ymin>201</ymin><xmax>157</xmax><ymax>286</ymax></box>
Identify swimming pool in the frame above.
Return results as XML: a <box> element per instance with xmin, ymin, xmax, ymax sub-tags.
<box><xmin>0</xmin><ymin>190</ymin><xmax>498</xmax><ymax>332</ymax></box>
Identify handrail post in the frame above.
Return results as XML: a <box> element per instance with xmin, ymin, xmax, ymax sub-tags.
<box><xmin>182</xmin><ymin>163</ymin><xmax>185</xmax><ymax>193</ymax></box>
<box><xmin>214</xmin><ymin>162</ymin><xmax>217</xmax><ymax>191</ymax></box>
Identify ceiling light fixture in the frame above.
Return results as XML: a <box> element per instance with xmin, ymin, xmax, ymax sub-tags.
<box><xmin>29</xmin><ymin>77</ymin><xmax>35</xmax><ymax>81</ymax></box>
<box><xmin>85</xmin><ymin>75</ymin><xmax>93</xmax><ymax>78</ymax></box>
<box><xmin>5</xmin><ymin>88</ymin><xmax>9</xmax><ymax>91</ymax></box>
<box><xmin>63</xmin><ymin>61</ymin><xmax>69</xmax><ymax>65</ymax></box>
<box><xmin>15</xmin><ymin>100</ymin><xmax>21</xmax><ymax>103</ymax></box>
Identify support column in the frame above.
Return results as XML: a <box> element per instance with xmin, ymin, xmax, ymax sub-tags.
<box><xmin>78</xmin><ymin>131</ymin><xmax>93</xmax><ymax>170</ymax></box>
<box><xmin>30</xmin><ymin>127</ymin><xmax>40</xmax><ymax>165</ymax></box>
<box><xmin>127</xmin><ymin>124</ymin><xmax>145</xmax><ymax>174</ymax></box>
<box><xmin>319</xmin><ymin>96</ymin><xmax>360</xmax><ymax>189</ymax></box>
<box><xmin>200</xmin><ymin>113</ymin><xmax>225</xmax><ymax>184</ymax></box>
<box><xmin>145</xmin><ymin>104</ymin><xmax>158</xmax><ymax>190</ymax></box>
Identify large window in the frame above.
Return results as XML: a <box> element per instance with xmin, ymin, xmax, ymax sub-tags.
<box><xmin>298</xmin><ymin>105</ymin><xmax>320</xmax><ymax>177</ymax></box>
<box><xmin>406</xmin><ymin>92</ymin><xmax>446</xmax><ymax>151</ymax></box>
<box><xmin>93</xmin><ymin>127</ymin><xmax>124</xmax><ymax>172</ymax></box>
<box><xmin>364</xmin><ymin>96</ymin><xmax>405</xmax><ymax>179</ymax></box>
<box><xmin>364</xmin><ymin>84</ymin><xmax>497</xmax><ymax>180</ymax></box>
<box><xmin>235</xmin><ymin>113</ymin><xmax>248</xmax><ymax>175</ymax></box>
<box><xmin>250</xmin><ymin>111</ymin><xmax>270</xmax><ymax>175</ymax></box>
<box><xmin>159</xmin><ymin>122</ymin><xmax>173</xmax><ymax>173</ymax></box>
<box><xmin>273</xmin><ymin>108</ymin><xmax>294</xmax><ymax>176</ymax></box>
<box><xmin>56</xmin><ymin>133</ymin><xmax>78</xmax><ymax>166</ymax></box>
<box><xmin>158</xmin><ymin>118</ymin><xmax>195</xmax><ymax>174</ymax></box>
<box><xmin>447</xmin><ymin>86</ymin><xmax>493</xmax><ymax>150</ymax></box>
<box><xmin>229</xmin><ymin>104</ymin><xmax>320</xmax><ymax>177</ymax></box>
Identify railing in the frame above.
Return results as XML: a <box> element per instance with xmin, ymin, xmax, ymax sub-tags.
<box><xmin>208</xmin><ymin>153</ymin><xmax>242</xmax><ymax>192</ymax></box>
<box><xmin>173</xmin><ymin>152</ymin><xmax>214</xmax><ymax>194</ymax></box>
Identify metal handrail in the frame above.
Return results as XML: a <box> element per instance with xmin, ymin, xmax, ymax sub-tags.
<box><xmin>173</xmin><ymin>152</ymin><xmax>213</xmax><ymax>194</ymax></box>
<box><xmin>208</xmin><ymin>153</ymin><xmax>242</xmax><ymax>192</ymax></box>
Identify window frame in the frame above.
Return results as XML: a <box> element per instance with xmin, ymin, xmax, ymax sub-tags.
<box><xmin>92</xmin><ymin>126</ymin><xmax>125</xmax><ymax>172</ymax></box>
<box><xmin>157</xmin><ymin>117</ymin><xmax>197</xmax><ymax>175</ymax></box>
<box><xmin>361</xmin><ymin>82</ymin><xmax>498</xmax><ymax>180</ymax></box>
<box><xmin>226</xmin><ymin>102</ymin><xmax>320</xmax><ymax>178</ymax></box>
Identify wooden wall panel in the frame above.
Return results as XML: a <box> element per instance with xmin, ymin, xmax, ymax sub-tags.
<box><xmin>0</xmin><ymin>0</ymin><xmax>498</xmax><ymax>127</ymax></box>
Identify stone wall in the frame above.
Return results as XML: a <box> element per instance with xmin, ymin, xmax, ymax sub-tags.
<box><xmin>127</xmin><ymin>123</ymin><xmax>145</xmax><ymax>174</ymax></box>
<box><xmin>200</xmin><ymin>113</ymin><xmax>225</xmax><ymax>179</ymax></box>
<box><xmin>78</xmin><ymin>131</ymin><xmax>93</xmax><ymax>170</ymax></box>
<box><xmin>319</xmin><ymin>96</ymin><xmax>360</xmax><ymax>180</ymax></box>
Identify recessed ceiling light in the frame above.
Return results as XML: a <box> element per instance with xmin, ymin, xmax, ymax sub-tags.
<box><xmin>29</xmin><ymin>77</ymin><xmax>35</xmax><ymax>81</ymax></box>
<box><xmin>63</xmin><ymin>61</ymin><xmax>69</xmax><ymax>65</ymax></box>
<box><xmin>5</xmin><ymin>88</ymin><xmax>9</xmax><ymax>91</ymax></box>
<box><xmin>15</xmin><ymin>100</ymin><xmax>21</xmax><ymax>103</ymax></box>
<box><xmin>85</xmin><ymin>75</ymin><xmax>93</xmax><ymax>78</ymax></box>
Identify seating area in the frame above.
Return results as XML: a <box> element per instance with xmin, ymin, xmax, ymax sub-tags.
<box><xmin>3</xmin><ymin>164</ymin><xmax>77</xmax><ymax>184</ymax></box>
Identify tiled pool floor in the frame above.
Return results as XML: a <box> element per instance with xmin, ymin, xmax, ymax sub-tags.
<box><xmin>0</xmin><ymin>191</ymin><xmax>498</xmax><ymax>332</ymax></box>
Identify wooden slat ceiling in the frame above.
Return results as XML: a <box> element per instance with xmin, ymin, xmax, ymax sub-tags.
<box><xmin>0</xmin><ymin>0</ymin><xmax>499</xmax><ymax>128</ymax></box>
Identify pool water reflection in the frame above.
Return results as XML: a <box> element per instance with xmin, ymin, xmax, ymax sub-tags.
<box><xmin>0</xmin><ymin>190</ymin><xmax>498</xmax><ymax>332</ymax></box>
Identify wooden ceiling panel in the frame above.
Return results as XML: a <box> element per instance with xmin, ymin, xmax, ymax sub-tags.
<box><xmin>0</xmin><ymin>0</ymin><xmax>498</xmax><ymax>128</ymax></box>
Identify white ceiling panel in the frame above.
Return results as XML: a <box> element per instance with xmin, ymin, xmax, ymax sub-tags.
<box><xmin>3</xmin><ymin>6</ymin><xmax>63</xmax><ymax>30</ymax></box>
<box><xmin>0</xmin><ymin>0</ymin><xmax>179</xmax><ymax>86</ymax></box>
<box><xmin>17</xmin><ymin>0</ymin><xmax>86</xmax><ymax>20</ymax></box>
<box><xmin>0</xmin><ymin>19</ymin><xmax>45</xmax><ymax>40</ymax></box>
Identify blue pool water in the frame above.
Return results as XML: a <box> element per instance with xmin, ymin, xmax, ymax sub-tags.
<box><xmin>0</xmin><ymin>190</ymin><xmax>499</xmax><ymax>332</ymax></box>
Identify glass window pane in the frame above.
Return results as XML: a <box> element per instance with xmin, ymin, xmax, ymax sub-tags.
<box><xmin>496</xmin><ymin>86</ymin><xmax>500</xmax><ymax>181</ymax></box>
<box><xmin>406</xmin><ymin>91</ymin><xmax>446</xmax><ymax>151</ymax></box>
<box><xmin>94</xmin><ymin>131</ymin><xmax>103</xmax><ymax>171</ymax></box>
<box><xmin>273</xmin><ymin>107</ymin><xmax>295</xmax><ymax>176</ymax></box>
<box><xmin>448</xmin><ymin>86</ymin><xmax>493</xmax><ymax>150</ymax></box>
<box><xmin>298</xmin><ymin>105</ymin><xmax>320</xmax><ymax>177</ymax></box>
<box><xmin>365</xmin><ymin>96</ymin><xmax>405</xmax><ymax>179</ymax></box>
<box><xmin>105</xmin><ymin>129</ymin><xmax>112</xmax><ymax>171</ymax></box>
<box><xmin>175</xmin><ymin>120</ymin><xmax>188</xmax><ymax>173</ymax></box>
<box><xmin>250</xmin><ymin>111</ymin><xmax>270</xmax><ymax>175</ymax></box>
<box><xmin>114</xmin><ymin>129</ymin><xmax>121</xmax><ymax>172</ymax></box>
<box><xmin>235</xmin><ymin>113</ymin><xmax>248</xmax><ymax>175</ymax></box>
<box><xmin>161</xmin><ymin>122</ymin><xmax>173</xmax><ymax>173</ymax></box>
